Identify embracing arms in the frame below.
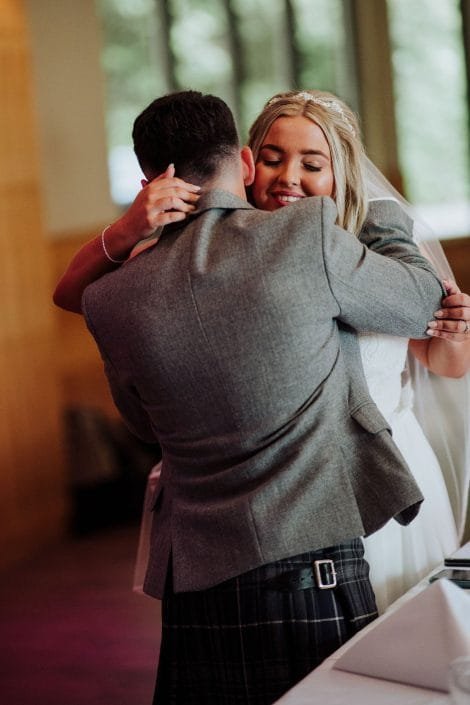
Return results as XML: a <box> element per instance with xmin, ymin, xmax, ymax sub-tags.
<box><xmin>322</xmin><ymin>197</ymin><xmax>445</xmax><ymax>338</ymax></box>
<box><xmin>53</xmin><ymin>165</ymin><xmax>200</xmax><ymax>313</ymax></box>
<box><xmin>55</xmin><ymin>183</ymin><xmax>470</xmax><ymax>377</ymax></box>
<box><xmin>409</xmin><ymin>279</ymin><xmax>470</xmax><ymax>377</ymax></box>
<box><xmin>357</xmin><ymin>199</ymin><xmax>470</xmax><ymax>378</ymax></box>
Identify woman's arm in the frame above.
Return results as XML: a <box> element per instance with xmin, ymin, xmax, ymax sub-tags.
<box><xmin>53</xmin><ymin>165</ymin><xmax>200</xmax><ymax>313</ymax></box>
<box><xmin>409</xmin><ymin>280</ymin><xmax>470</xmax><ymax>378</ymax></box>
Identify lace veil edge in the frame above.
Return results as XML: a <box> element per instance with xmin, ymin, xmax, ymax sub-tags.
<box><xmin>365</xmin><ymin>156</ymin><xmax>470</xmax><ymax>541</ymax></box>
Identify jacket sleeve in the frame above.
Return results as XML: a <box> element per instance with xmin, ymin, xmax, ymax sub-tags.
<box><xmin>321</xmin><ymin>197</ymin><xmax>445</xmax><ymax>338</ymax></box>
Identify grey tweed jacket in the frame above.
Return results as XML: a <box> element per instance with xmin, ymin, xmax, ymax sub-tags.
<box><xmin>83</xmin><ymin>192</ymin><xmax>444</xmax><ymax>598</ymax></box>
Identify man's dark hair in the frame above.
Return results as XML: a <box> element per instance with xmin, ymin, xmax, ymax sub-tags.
<box><xmin>132</xmin><ymin>90</ymin><xmax>240</xmax><ymax>181</ymax></box>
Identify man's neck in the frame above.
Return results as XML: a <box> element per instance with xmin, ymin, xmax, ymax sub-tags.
<box><xmin>202</xmin><ymin>173</ymin><xmax>247</xmax><ymax>201</ymax></box>
<box><xmin>200</xmin><ymin>153</ymin><xmax>249</xmax><ymax>201</ymax></box>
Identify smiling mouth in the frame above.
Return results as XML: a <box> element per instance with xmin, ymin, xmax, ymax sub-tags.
<box><xmin>272</xmin><ymin>193</ymin><xmax>304</xmax><ymax>204</ymax></box>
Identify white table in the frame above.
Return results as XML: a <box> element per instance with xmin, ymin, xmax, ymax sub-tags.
<box><xmin>274</xmin><ymin>579</ymin><xmax>454</xmax><ymax>704</ymax></box>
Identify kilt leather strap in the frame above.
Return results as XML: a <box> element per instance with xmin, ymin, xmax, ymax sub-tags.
<box><xmin>263</xmin><ymin>559</ymin><xmax>337</xmax><ymax>591</ymax></box>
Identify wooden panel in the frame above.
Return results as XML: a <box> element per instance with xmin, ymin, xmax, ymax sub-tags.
<box><xmin>49</xmin><ymin>231</ymin><xmax>119</xmax><ymax>417</ymax></box>
<box><xmin>442</xmin><ymin>237</ymin><xmax>470</xmax><ymax>294</ymax></box>
<box><xmin>0</xmin><ymin>0</ymin><xmax>67</xmax><ymax>568</ymax></box>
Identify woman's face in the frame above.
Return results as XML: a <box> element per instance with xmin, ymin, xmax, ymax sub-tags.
<box><xmin>251</xmin><ymin>115</ymin><xmax>334</xmax><ymax>211</ymax></box>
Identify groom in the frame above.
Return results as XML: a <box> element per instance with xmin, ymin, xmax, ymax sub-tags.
<box><xmin>82</xmin><ymin>91</ymin><xmax>443</xmax><ymax>704</ymax></box>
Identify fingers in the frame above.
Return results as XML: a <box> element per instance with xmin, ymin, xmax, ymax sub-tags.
<box><xmin>155</xmin><ymin>194</ymin><xmax>199</xmax><ymax>210</ymax></box>
<box><xmin>135</xmin><ymin>182</ymin><xmax>200</xmax><ymax>233</ymax></box>
<box><xmin>163</xmin><ymin>187</ymin><xmax>201</xmax><ymax>204</ymax></box>
<box><xmin>163</xmin><ymin>163</ymin><xmax>176</xmax><ymax>178</ymax></box>
<box><xmin>144</xmin><ymin>190</ymin><xmax>200</xmax><ymax>215</ymax></box>
<box><xmin>140</xmin><ymin>164</ymin><xmax>202</xmax><ymax>232</ymax></box>
<box><xmin>434</xmin><ymin>291</ymin><xmax>470</xmax><ymax>332</ymax></box>
<box><xmin>152</xmin><ymin>196</ymin><xmax>199</xmax><ymax>226</ymax></box>
<box><xmin>153</xmin><ymin>163</ymin><xmax>176</xmax><ymax>181</ymax></box>
<box><xmin>440</xmin><ymin>292</ymin><xmax>470</xmax><ymax>309</ymax></box>
<box><xmin>153</xmin><ymin>164</ymin><xmax>176</xmax><ymax>181</ymax></box>
<box><xmin>428</xmin><ymin>288</ymin><xmax>470</xmax><ymax>340</ymax></box>
<box><xmin>120</xmin><ymin>165</ymin><xmax>201</xmax><ymax>241</ymax></box>
<box><xmin>427</xmin><ymin>319</ymin><xmax>470</xmax><ymax>340</ymax></box>
<box><xmin>147</xmin><ymin>173</ymin><xmax>201</xmax><ymax>196</ymax></box>
<box><xmin>435</xmin><ymin>305</ymin><xmax>470</xmax><ymax>321</ymax></box>
<box><xmin>442</xmin><ymin>279</ymin><xmax>461</xmax><ymax>296</ymax></box>
<box><xmin>144</xmin><ymin>182</ymin><xmax>201</xmax><ymax>219</ymax></box>
<box><xmin>152</xmin><ymin>194</ymin><xmax>199</xmax><ymax>216</ymax></box>
<box><xmin>160</xmin><ymin>211</ymin><xmax>188</xmax><ymax>224</ymax></box>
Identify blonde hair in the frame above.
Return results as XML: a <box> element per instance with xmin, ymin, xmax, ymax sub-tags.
<box><xmin>248</xmin><ymin>89</ymin><xmax>368</xmax><ymax>236</ymax></box>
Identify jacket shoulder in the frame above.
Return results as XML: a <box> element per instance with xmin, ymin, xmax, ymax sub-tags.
<box><xmin>364</xmin><ymin>198</ymin><xmax>414</xmax><ymax>232</ymax></box>
<box><xmin>263</xmin><ymin>195</ymin><xmax>338</xmax><ymax>233</ymax></box>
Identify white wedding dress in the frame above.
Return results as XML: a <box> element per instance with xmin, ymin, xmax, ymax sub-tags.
<box><xmin>360</xmin><ymin>332</ymin><xmax>459</xmax><ymax>614</ymax></box>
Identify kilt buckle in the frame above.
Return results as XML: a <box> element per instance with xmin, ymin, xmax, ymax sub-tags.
<box><xmin>313</xmin><ymin>559</ymin><xmax>337</xmax><ymax>589</ymax></box>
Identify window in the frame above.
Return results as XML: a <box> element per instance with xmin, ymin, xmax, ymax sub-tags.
<box><xmin>96</xmin><ymin>0</ymin><xmax>350</xmax><ymax>205</ymax></box>
<box><xmin>387</xmin><ymin>0</ymin><xmax>470</xmax><ymax>238</ymax></box>
<box><xmin>96</xmin><ymin>0</ymin><xmax>165</xmax><ymax>204</ymax></box>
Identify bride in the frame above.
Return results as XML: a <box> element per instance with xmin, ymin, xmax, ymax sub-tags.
<box><xmin>248</xmin><ymin>89</ymin><xmax>470</xmax><ymax>613</ymax></box>
<box><xmin>53</xmin><ymin>88</ymin><xmax>470</xmax><ymax>615</ymax></box>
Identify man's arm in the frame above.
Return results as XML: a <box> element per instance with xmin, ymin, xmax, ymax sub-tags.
<box><xmin>360</xmin><ymin>200</ymin><xmax>470</xmax><ymax>378</ymax></box>
<box><xmin>321</xmin><ymin>198</ymin><xmax>445</xmax><ymax>337</ymax></box>
<box><xmin>83</xmin><ymin>307</ymin><xmax>157</xmax><ymax>443</ymax></box>
<box><xmin>105</xmin><ymin>366</ymin><xmax>157</xmax><ymax>444</ymax></box>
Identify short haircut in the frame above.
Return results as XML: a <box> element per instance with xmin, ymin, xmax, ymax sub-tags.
<box><xmin>132</xmin><ymin>90</ymin><xmax>240</xmax><ymax>181</ymax></box>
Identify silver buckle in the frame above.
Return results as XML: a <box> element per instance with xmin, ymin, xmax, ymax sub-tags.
<box><xmin>313</xmin><ymin>559</ymin><xmax>337</xmax><ymax>589</ymax></box>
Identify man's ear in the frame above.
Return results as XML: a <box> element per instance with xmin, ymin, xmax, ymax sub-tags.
<box><xmin>240</xmin><ymin>146</ymin><xmax>255</xmax><ymax>186</ymax></box>
<box><xmin>140</xmin><ymin>179</ymin><xmax>149</xmax><ymax>188</ymax></box>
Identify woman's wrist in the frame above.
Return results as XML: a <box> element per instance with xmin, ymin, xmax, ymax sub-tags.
<box><xmin>100</xmin><ymin>220</ymin><xmax>143</xmax><ymax>264</ymax></box>
<box><xmin>101</xmin><ymin>225</ymin><xmax>126</xmax><ymax>263</ymax></box>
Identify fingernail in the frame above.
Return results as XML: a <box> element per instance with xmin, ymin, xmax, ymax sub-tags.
<box><xmin>426</xmin><ymin>328</ymin><xmax>436</xmax><ymax>336</ymax></box>
<box><xmin>434</xmin><ymin>310</ymin><xmax>444</xmax><ymax>317</ymax></box>
<box><xmin>428</xmin><ymin>321</ymin><xmax>437</xmax><ymax>328</ymax></box>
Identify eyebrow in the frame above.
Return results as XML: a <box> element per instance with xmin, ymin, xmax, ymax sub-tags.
<box><xmin>260</xmin><ymin>144</ymin><xmax>330</xmax><ymax>160</ymax></box>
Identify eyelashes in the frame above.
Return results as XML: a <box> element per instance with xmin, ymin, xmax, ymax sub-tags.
<box><xmin>261</xmin><ymin>159</ymin><xmax>322</xmax><ymax>172</ymax></box>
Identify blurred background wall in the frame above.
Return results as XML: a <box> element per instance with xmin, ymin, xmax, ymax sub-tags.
<box><xmin>1</xmin><ymin>0</ymin><xmax>469</xmax><ymax>568</ymax></box>
<box><xmin>0</xmin><ymin>0</ymin><xmax>67</xmax><ymax>567</ymax></box>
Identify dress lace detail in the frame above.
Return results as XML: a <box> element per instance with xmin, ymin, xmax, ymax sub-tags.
<box><xmin>359</xmin><ymin>333</ymin><xmax>458</xmax><ymax>614</ymax></box>
<box><xmin>358</xmin><ymin>333</ymin><xmax>410</xmax><ymax>422</ymax></box>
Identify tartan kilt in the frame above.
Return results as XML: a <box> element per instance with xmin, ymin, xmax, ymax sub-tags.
<box><xmin>153</xmin><ymin>538</ymin><xmax>377</xmax><ymax>705</ymax></box>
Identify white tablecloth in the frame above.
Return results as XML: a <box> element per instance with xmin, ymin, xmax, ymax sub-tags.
<box><xmin>275</xmin><ymin>664</ymin><xmax>449</xmax><ymax>704</ymax></box>
<box><xmin>274</xmin><ymin>579</ymin><xmax>454</xmax><ymax>704</ymax></box>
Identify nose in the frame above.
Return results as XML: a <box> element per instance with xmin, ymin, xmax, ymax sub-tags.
<box><xmin>277</xmin><ymin>162</ymin><xmax>300</xmax><ymax>186</ymax></box>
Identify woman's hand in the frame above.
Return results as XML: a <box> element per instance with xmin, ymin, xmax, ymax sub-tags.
<box><xmin>53</xmin><ymin>165</ymin><xmax>201</xmax><ymax>313</ymax></box>
<box><xmin>410</xmin><ymin>280</ymin><xmax>470</xmax><ymax>377</ymax></box>
<box><xmin>118</xmin><ymin>164</ymin><xmax>201</xmax><ymax>241</ymax></box>
<box><xmin>426</xmin><ymin>280</ymin><xmax>470</xmax><ymax>342</ymax></box>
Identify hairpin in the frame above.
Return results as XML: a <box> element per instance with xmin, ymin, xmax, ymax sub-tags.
<box><xmin>267</xmin><ymin>91</ymin><xmax>355</xmax><ymax>134</ymax></box>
